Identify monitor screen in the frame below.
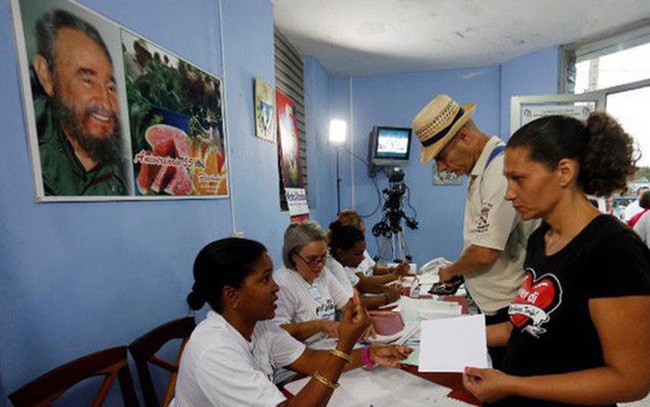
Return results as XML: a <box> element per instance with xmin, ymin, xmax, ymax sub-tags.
<box><xmin>373</xmin><ymin>126</ymin><xmax>412</xmax><ymax>162</ymax></box>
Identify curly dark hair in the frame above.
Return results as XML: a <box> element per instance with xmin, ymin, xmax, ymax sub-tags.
<box><xmin>328</xmin><ymin>220</ymin><xmax>365</xmax><ymax>253</ymax></box>
<box><xmin>507</xmin><ymin>112</ymin><xmax>637</xmax><ymax>196</ymax></box>
<box><xmin>187</xmin><ymin>238</ymin><xmax>267</xmax><ymax>313</ymax></box>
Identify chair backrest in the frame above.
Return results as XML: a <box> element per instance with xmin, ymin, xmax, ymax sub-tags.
<box><xmin>129</xmin><ymin>316</ymin><xmax>196</xmax><ymax>407</ymax></box>
<box><xmin>9</xmin><ymin>346</ymin><xmax>139</xmax><ymax>407</ymax></box>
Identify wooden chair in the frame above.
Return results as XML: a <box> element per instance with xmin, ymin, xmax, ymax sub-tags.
<box><xmin>8</xmin><ymin>346</ymin><xmax>139</xmax><ymax>407</ymax></box>
<box><xmin>129</xmin><ymin>316</ymin><xmax>196</xmax><ymax>407</ymax></box>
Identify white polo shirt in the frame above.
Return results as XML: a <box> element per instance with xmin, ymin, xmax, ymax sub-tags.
<box><xmin>273</xmin><ymin>266</ymin><xmax>351</xmax><ymax>344</ymax></box>
<box><xmin>325</xmin><ymin>256</ymin><xmax>356</xmax><ymax>296</ymax></box>
<box><xmin>173</xmin><ymin>311</ymin><xmax>305</xmax><ymax>407</ymax></box>
<box><xmin>463</xmin><ymin>136</ymin><xmax>537</xmax><ymax>314</ymax></box>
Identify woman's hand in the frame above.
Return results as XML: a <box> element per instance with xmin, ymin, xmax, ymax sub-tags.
<box><xmin>393</xmin><ymin>262</ymin><xmax>410</xmax><ymax>276</ymax></box>
<box><xmin>384</xmin><ymin>284</ymin><xmax>402</xmax><ymax>303</ymax></box>
<box><xmin>320</xmin><ymin>320</ymin><xmax>339</xmax><ymax>338</ymax></box>
<box><xmin>337</xmin><ymin>290</ymin><xmax>371</xmax><ymax>345</ymax></box>
<box><xmin>462</xmin><ymin>367</ymin><xmax>514</xmax><ymax>402</ymax></box>
<box><xmin>370</xmin><ymin>344</ymin><xmax>412</xmax><ymax>367</ymax></box>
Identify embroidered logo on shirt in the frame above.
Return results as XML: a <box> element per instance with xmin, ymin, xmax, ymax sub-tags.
<box><xmin>316</xmin><ymin>298</ymin><xmax>336</xmax><ymax>320</ymax></box>
<box><xmin>509</xmin><ymin>268</ymin><xmax>563</xmax><ymax>338</ymax></box>
<box><xmin>476</xmin><ymin>203</ymin><xmax>493</xmax><ymax>232</ymax></box>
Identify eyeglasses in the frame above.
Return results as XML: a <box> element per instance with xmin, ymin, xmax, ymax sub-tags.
<box><xmin>294</xmin><ymin>252</ymin><xmax>327</xmax><ymax>267</ymax></box>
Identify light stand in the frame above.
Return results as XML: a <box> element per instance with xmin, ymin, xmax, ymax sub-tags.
<box><xmin>335</xmin><ymin>147</ymin><xmax>341</xmax><ymax>214</ymax></box>
<box><xmin>329</xmin><ymin>119</ymin><xmax>347</xmax><ymax>215</ymax></box>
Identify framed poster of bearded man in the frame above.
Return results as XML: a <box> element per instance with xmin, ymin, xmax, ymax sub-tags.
<box><xmin>10</xmin><ymin>0</ymin><xmax>228</xmax><ymax>201</ymax></box>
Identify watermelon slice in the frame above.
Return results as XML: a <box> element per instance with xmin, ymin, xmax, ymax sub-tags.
<box><xmin>139</xmin><ymin>124</ymin><xmax>192</xmax><ymax>195</ymax></box>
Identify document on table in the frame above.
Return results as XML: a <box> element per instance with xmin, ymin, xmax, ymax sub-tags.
<box><xmin>284</xmin><ymin>367</ymin><xmax>453</xmax><ymax>406</ymax></box>
<box><xmin>418</xmin><ymin>314</ymin><xmax>488</xmax><ymax>373</ymax></box>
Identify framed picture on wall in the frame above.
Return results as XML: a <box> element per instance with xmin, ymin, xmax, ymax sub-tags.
<box><xmin>10</xmin><ymin>0</ymin><xmax>228</xmax><ymax>201</ymax></box>
<box><xmin>254</xmin><ymin>77</ymin><xmax>275</xmax><ymax>142</ymax></box>
<box><xmin>432</xmin><ymin>162</ymin><xmax>463</xmax><ymax>185</ymax></box>
<box><xmin>275</xmin><ymin>89</ymin><xmax>303</xmax><ymax>189</ymax></box>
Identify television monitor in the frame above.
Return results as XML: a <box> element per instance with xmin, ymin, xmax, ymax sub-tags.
<box><xmin>369</xmin><ymin>126</ymin><xmax>412</xmax><ymax>166</ymax></box>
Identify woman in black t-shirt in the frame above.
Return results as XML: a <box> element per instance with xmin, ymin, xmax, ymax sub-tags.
<box><xmin>463</xmin><ymin>112</ymin><xmax>650</xmax><ymax>406</ymax></box>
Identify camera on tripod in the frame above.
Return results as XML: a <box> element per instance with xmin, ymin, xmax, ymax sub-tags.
<box><xmin>372</xmin><ymin>168</ymin><xmax>418</xmax><ymax>238</ymax></box>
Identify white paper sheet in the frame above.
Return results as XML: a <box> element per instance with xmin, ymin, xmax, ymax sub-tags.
<box><xmin>418</xmin><ymin>314</ymin><xmax>488</xmax><ymax>373</ymax></box>
<box><xmin>283</xmin><ymin>367</ymin><xmax>452</xmax><ymax>406</ymax></box>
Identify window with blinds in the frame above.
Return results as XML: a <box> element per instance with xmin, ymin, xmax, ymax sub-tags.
<box><xmin>274</xmin><ymin>27</ymin><xmax>307</xmax><ymax>211</ymax></box>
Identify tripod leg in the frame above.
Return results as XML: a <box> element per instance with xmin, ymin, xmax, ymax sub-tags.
<box><xmin>376</xmin><ymin>235</ymin><xmax>391</xmax><ymax>264</ymax></box>
<box><xmin>399</xmin><ymin>232</ymin><xmax>413</xmax><ymax>262</ymax></box>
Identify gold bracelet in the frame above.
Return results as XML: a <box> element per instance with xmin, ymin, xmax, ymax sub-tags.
<box><xmin>329</xmin><ymin>349</ymin><xmax>352</xmax><ymax>363</ymax></box>
<box><xmin>313</xmin><ymin>371</ymin><xmax>340</xmax><ymax>390</ymax></box>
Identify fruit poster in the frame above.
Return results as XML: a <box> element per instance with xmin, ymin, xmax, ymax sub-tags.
<box><xmin>276</xmin><ymin>89</ymin><xmax>303</xmax><ymax>189</ymax></box>
<box><xmin>11</xmin><ymin>0</ymin><xmax>228</xmax><ymax>201</ymax></box>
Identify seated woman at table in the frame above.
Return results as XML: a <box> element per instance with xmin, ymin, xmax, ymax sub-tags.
<box><xmin>174</xmin><ymin>237</ymin><xmax>411</xmax><ymax>407</ymax></box>
<box><xmin>326</xmin><ymin>220</ymin><xmax>402</xmax><ymax>309</ymax></box>
<box><xmin>337</xmin><ymin>209</ymin><xmax>410</xmax><ymax>279</ymax></box>
<box><xmin>273</xmin><ymin>221</ymin><xmax>351</xmax><ymax>344</ymax></box>
<box><xmin>463</xmin><ymin>112</ymin><xmax>650</xmax><ymax>406</ymax></box>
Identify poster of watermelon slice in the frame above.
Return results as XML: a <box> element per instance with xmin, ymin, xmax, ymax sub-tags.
<box><xmin>124</xmin><ymin>30</ymin><xmax>227</xmax><ymax>197</ymax></box>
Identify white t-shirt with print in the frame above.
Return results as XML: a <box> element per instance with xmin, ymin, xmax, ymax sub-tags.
<box><xmin>325</xmin><ymin>256</ymin><xmax>356</xmax><ymax>296</ymax></box>
<box><xmin>273</xmin><ymin>266</ymin><xmax>351</xmax><ymax>344</ymax></box>
<box><xmin>173</xmin><ymin>311</ymin><xmax>305</xmax><ymax>407</ymax></box>
<box><xmin>463</xmin><ymin>136</ymin><xmax>538</xmax><ymax>314</ymax></box>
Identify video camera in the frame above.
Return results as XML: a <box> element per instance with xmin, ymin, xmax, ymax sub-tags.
<box><xmin>371</xmin><ymin>168</ymin><xmax>418</xmax><ymax>238</ymax></box>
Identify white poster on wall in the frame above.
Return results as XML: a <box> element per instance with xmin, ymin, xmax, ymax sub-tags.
<box><xmin>520</xmin><ymin>104</ymin><xmax>594</xmax><ymax>127</ymax></box>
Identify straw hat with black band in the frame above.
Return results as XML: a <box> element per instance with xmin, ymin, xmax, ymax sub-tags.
<box><xmin>412</xmin><ymin>94</ymin><xmax>476</xmax><ymax>163</ymax></box>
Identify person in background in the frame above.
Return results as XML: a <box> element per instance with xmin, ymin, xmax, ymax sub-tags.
<box><xmin>337</xmin><ymin>209</ymin><xmax>410</xmax><ymax>278</ymax></box>
<box><xmin>173</xmin><ymin>238</ymin><xmax>411</xmax><ymax>407</ymax></box>
<box><xmin>628</xmin><ymin>190</ymin><xmax>650</xmax><ymax>228</ymax></box>
<box><xmin>326</xmin><ymin>221</ymin><xmax>402</xmax><ymax>309</ymax></box>
<box><xmin>32</xmin><ymin>9</ymin><xmax>127</xmax><ymax>195</ymax></box>
<box><xmin>633</xmin><ymin>191</ymin><xmax>650</xmax><ymax>247</ymax></box>
<box><xmin>463</xmin><ymin>113</ymin><xmax>650</xmax><ymax>406</ymax></box>
<box><xmin>623</xmin><ymin>186</ymin><xmax>649</xmax><ymax>222</ymax></box>
<box><xmin>273</xmin><ymin>221</ymin><xmax>351</xmax><ymax>345</ymax></box>
<box><xmin>411</xmin><ymin>94</ymin><xmax>537</xmax><ymax>368</ymax></box>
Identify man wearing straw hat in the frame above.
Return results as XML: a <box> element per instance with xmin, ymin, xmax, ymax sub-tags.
<box><xmin>412</xmin><ymin>94</ymin><xmax>536</xmax><ymax>368</ymax></box>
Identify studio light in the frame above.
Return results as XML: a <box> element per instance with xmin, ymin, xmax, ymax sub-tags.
<box><xmin>329</xmin><ymin>119</ymin><xmax>347</xmax><ymax>214</ymax></box>
<box><xmin>329</xmin><ymin>119</ymin><xmax>347</xmax><ymax>144</ymax></box>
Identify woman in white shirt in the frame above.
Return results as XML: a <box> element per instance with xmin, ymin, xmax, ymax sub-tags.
<box><xmin>633</xmin><ymin>192</ymin><xmax>650</xmax><ymax>247</ymax></box>
<box><xmin>273</xmin><ymin>221</ymin><xmax>350</xmax><ymax>345</ymax></box>
<box><xmin>327</xmin><ymin>220</ymin><xmax>402</xmax><ymax>309</ymax></box>
<box><xmin>174</xmin><ymin>237</ymin><xmax>411</xmax><ymax>407</ymax></box>
<box><xmin>337</xmin><ymin>209</ymin><xmax>410</xmax><ymax>278</ymax></box>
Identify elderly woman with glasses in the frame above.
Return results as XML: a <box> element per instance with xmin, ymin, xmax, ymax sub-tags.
<box><xmin>273</xmin><ymin>221</ymin><xmax>351</xmax><ymax>345</ymax></box>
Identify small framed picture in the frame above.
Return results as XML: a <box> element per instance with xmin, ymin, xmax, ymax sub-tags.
<box><xmin>432</xmin><ymin>162</ymin><xmax>463</xmax><ymax>185</ymax></box>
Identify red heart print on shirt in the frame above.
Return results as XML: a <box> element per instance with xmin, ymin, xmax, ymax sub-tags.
<box><xmin>509</xmin><ymin>268</ymin><xmax>563</xmax><ymax>337</ymax></box>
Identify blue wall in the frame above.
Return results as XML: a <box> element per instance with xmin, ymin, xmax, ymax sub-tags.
<box><xmin>500</xmin><ymin>47</ymin><xmax>561</xmax><ymax>139</ymax></box>
<box><xmin>0</xmin><ymin>0</ymin><xmax>287</xmax><ymax>403</ymax></box>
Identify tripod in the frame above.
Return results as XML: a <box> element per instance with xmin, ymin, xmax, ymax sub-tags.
<box><xmin>374</xmin><ymin>224</ymin><xmax>412</xmax><ymax>264</ymax></box>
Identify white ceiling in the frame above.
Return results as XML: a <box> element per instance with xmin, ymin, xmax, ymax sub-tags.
<box><xmin>273</xmin><ymin>0</ymin><xmax>650</xmax><ymax>76</ymax></box>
